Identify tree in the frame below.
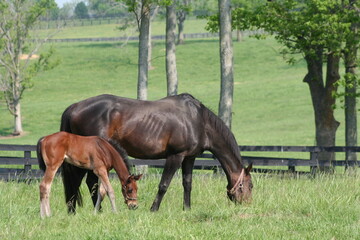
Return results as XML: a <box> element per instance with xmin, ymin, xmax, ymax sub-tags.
<box><xmin>176</xmin><ymin>0</ymin><xmax>191</xmax><ymax>45</ymax></box>
<box><xmin>217</xmin><ymin>0</ymin><xmax>234</xmax><ymax>128</ymax></box>
<box><xmin>231</xmin><ymin>0</ymin><xmax>357</xmax><ymax>170</ymax></box>
<box><xmin>0</xmin><ymin>0</ymin><xmax>58</xmax><ymax>135</ymax></box>
<box><xmin>343</xmin><ymin>0</ymin><xmax>359</xmax><ymax>168</ymax></box>
<box><xmin>166</xmin><ymin>1</ymin><xmax>178</xmax><ymax>96</ymax></box>
<box><xmin>88</xmin><ymin>0</ymin><xmax>128</xmax><ymax>17</ymax></box>
<box><xmin>137</xmin><ymin>0</ymin><xmax>150</xmax><ymax>100</ymax></box>
<box><xmin>74</xmin><ymin>1</ymin><xmax>89</xmax><ymax>19</ymax></box>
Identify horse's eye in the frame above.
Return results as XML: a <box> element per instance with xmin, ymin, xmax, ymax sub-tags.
<box><xmin>127</xmin><ymin>188</ymin><xmax>133</xmax><ymax>193</ymax></box>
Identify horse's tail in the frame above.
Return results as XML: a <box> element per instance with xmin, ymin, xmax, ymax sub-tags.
<box><xmin>37</xmin><ymin>137</ymin><xmax>46</xmax><ymax>172</ymax></box>
<box><xmin>107</xmin><ymin>138</ymin><xmax>132</xmax><ymax>173</ymax></box>
<box><xmin>60</xmin><ymin>105</ymin><xmax>84</xmax><ymax>210</ymax></box>
<box><xmin>60</xmin><ymin>105</ymin><xmax>73</xmax><ymax>132</ymax></box>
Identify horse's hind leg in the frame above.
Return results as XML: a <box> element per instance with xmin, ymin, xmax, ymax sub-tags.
<box><xmin>95</xmin><ymin>169</ymin><xmax>117</xmax><ymax>213</ymax></box>
<box><xmin>94</xmin><ymin>181</ymin><xmax>106</xmax><ymax>213</ymax></box>
<box><xmin>39</xmin><ymin>167</ymin><xmax>58</xmax><ymax>218</ymax></box>
<box><xmin>62</xmin><ymin>162</ymin><xmax>87</xmax><ymax>214</ymax></box>
<box><xmin>86</xmin><ymin>170</ymin><xmax>100</xmax><ymax>208</ymax></box>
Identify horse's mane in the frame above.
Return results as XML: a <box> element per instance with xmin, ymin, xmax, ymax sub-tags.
<box><xmin>107</xmin><ymin>138</ymin><xmax>132</xmax><ymax>173</ymax></box>
<box><xmin>196</xmin><ymin>99</ymin><xmax>242</xmax><ymax>161</ymax></box>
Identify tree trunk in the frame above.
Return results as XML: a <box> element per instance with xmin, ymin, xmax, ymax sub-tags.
<box><xmin>344</xmin><ymin>0</ymin><xmax>358</xmax><ymax>170</ymax></box>
<box><xmin>166</xmin><ymin>2</ymin><xmax>178</xmax><ymax>96</ymax></box>
<box><xmin>218</xmin><ymin>0</ymin><xmax>234</xmax><ymax>128</ymax></box>
<box><xmin>304</xmin><ymin>50</ymin><xmax>340</xmax><ymax>172</ymax></box>
<box><xmin>136</xmin><ymin>0</ymin><xmax>150</xmax><ymax>174</ymax></box>
<box><xmin>13</xmin><ymin>100</ymin><xmax>23</xmax><ymax>135</ymax></box>
<box><xmin>344</xmin><ymin>50</ymin><xmax>358</xmax><ymax>168</ymax></box>
<box><xmin>137</xmin><ymin>0</ymin><xmax>150</xmax><ymax>101</ymax></box>
<box><xmin>147</xmin><ymin>5</ymin><xmax>159</xmax><ymax>70</ymax></box>
<box><xmin>236</xmin><ymin>29</ymin><xmax>242</xmax><ymax>42</ymax></box>
<box><xmin>177</xmin><ymin>10</ymin><xmax>186</xmax><ymax>45</ymax></box>
<box><xmin>147</xmin><ymin>19</ymin><xmax>152</xmax><ymax>70</ymax></box>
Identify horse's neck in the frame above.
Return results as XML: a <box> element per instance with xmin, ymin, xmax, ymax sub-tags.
<box><xmin>205</xmin><ymin>119</ymin><xmax>243</xmax><ymax>183</ymax></box>
<box><xmin>112</xmin><ymin>156</ymin><xmax>130</xmax><ymax>184</ymax></box>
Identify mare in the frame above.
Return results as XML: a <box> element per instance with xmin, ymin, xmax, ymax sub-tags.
<box><xmin>60</xmin><ymin>93</ymin><xmax>253</xmax><ymax>212</ymax></box>
<box><xmin>37</xmin><ymin>131</ymin><xmax>142</xmax><ymax>218</ymax></box>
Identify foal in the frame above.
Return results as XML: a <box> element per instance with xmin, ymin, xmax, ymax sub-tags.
<box><xmin>37</xmin><ymin>131</ymin><xmax>142</xmax><ymax>218</ymax></box>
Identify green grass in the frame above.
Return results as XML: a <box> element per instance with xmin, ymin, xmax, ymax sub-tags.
<box><xmin>1</xmin><ymin>173</ymin><xmax>359</xmax><ymax>239</ymax></box>
<box><xmin>0</xmin><ymin>19</ymin><xmax>358</xmax><ymax>240</ymax></box>
<box><xmin>0</xmin><ymin>36</ymin><xmax>348</xmax><ymax>146</ymax></box>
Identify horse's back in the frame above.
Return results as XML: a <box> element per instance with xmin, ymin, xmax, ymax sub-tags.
<box><xmin>60</xmin><ymin>94</ymin><xmax>207</xmax><ymax>158</ymax></box>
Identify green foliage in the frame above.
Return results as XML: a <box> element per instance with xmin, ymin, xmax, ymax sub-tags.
<box><xmin>74</xmin><ymin>2</ymin><xmax>89</xmax><ymax>19</ymax></box>
<box><xmin>27</xmin><ymin>46</ymin><xmax>61</xmax><ymax>79</ymax></box>
<box><xmin>0</xmin><ymin>0</ymin><xmax>58</xmax><ymax>131</ymax></box>
<box><xmin>245</xmin><ymin>0</ymin><xmax>358</xmax><ymax>58</ymax></box>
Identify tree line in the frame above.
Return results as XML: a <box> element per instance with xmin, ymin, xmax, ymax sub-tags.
<box><xmin>0</xmin><ymin>0</ymin><xmax>359</xmax><ymax>172</ymax></box>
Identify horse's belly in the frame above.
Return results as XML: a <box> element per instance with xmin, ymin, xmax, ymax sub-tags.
<box><xmin>64</xmin><ymin>155</ymin><xmax>92</xmax><ymax>169</ymax></box>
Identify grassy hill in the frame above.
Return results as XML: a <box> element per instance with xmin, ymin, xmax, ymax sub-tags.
<box><xmin>0</xmin><ymin>19</ymin><xmax>349</xmax><ymax>148</ymax></box>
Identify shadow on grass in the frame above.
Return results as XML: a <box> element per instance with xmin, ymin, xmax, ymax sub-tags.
<box><xmin>0</xmin><ymin>126</ymin><xmax>14</xmax><ymax>137</ymax></box>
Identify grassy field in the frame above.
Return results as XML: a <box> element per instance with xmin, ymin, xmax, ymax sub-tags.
<box><xmin>1</xmin><ymin>173</ymin><xmax>359</xmax><ymax>239</ymax></box>
<box><xmin>1</xmin><ymin>19</ymin><xmax>353</xmax><ymax>164</ymax></box>
<box><xmin>1</xmin><ymin>19</ymin><xmax>359</xmax><ymax>240</ymax></box>
<box><xmin>0</xmin><ymin>36</ymin><xmax>341</xmax><ymax>146</ymax></box>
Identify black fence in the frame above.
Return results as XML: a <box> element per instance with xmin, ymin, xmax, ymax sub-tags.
<box><xmin>0</xmin><ymin>144</ymin><xmax>359</xmax><ymax>181</ymax></box>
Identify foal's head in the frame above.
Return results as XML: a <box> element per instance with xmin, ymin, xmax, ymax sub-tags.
<box><xmin>122</xmin><ymin>174</ymin><xmax>143</xmax><ymax>210</ymax></box>
<box><xmin>227</xmin><ymin>164</ymin><xmax>253</xmax><ymax>204</ymax></box>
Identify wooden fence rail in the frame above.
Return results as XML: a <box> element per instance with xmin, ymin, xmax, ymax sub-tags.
<box><xmin>0</xmin><ymin>144</ymin><xmax>359</xmax><ymax>181</ymax></box>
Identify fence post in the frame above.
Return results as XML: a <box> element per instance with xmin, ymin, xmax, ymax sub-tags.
<box><xmin>212</xmin><ymin>156</ymin><xmax>223</xmax><ymax>174</ymax></box>
<box><xmin>310</xmin><ymin>151</ymin><xmax>319</xmax><ymax>177</ymax></box>
<box><xmin>24</xmin><ymin>150</ymin><xmax>32</xmax><ymax>174</ymax></box>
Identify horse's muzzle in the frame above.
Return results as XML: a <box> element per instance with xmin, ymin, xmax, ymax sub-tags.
<box><xmin>127</xmin><ymin>203</ymin><xmax>138</xmax><ymax>210</ymax></box>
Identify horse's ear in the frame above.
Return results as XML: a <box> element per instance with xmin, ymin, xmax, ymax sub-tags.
<box><xmin>134</xmin><ymin>174</ymin><xmax>143</xmax><ymax>181</ymax></box>
<box><xmin>246</xmin><ymin>163</ymin><xmax>253</xmax><ymax>173</ymax></box>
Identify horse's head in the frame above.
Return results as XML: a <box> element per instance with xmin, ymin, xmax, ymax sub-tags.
<box><xmin>122</xmin><ymin>174</ymin><xmax>143</xmax><ymax>210</ymax></box>
<box><xmin>227</xmin><ymin>164</ymin><xmax>253</xmax><ymax>204</ymax></box>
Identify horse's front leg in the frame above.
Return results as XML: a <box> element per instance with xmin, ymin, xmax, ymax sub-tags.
<box><xmin>150</xmin><ymin>155</ymin><xmax>184</xmax><ymax>212</ymax></box>
<box><xmin>95</xmin><ymin>169</ymin><xmax>117</xmax><ymax>213</ymax></box>
<box><xmin>181</xmin><ymin>157</ymin><xmax>195</xmax><ymax>211</ymax></box>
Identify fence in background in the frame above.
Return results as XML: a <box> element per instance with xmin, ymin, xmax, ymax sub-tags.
<box><xmin>45</xmin><ymin>30</ymin><xmax>265</xmax><ymax>43</ymax></box>
<box><xmin>0</xmin><ymin>144</ymin><xmax>359</xmax><ymax>181</ymax></box>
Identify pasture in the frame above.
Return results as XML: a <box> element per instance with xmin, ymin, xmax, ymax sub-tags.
<box><xmin>1</xmin><ymin>174</ymin><xmax>360</xmax><ymax>239</ymax></box>
<box><xmin>0</xmin><ymin>19</ymin><xmax>359</xmax><ymax>239</ymax></box>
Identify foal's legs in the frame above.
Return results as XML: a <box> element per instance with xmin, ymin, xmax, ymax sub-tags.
<box><xmin>150</xmin><ymin>155</ymin><xmax>184</xmax><ymax>212</ymax></box>
<box><xmin>94</xmin><ymin>181</ymin><xmax>106</xmax><ymax>213</ymax></box>
<box><xmin>94</xmin><ymin>168</ymin><xmax>117</xmax><ymax>213</ymax></box>
<box><xmin>182</xmin><ymin>157</ymin><xmax>195</xmax><ymax>210</ymax></box>
<box><xmin>39</xmin><ymin>166</ymin><xmax>60</xmax><ymax>218</ymax></box>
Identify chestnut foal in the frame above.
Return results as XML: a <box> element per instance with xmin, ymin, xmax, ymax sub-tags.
<box><xmin>37</xmin><ymin>131</ymin><xmax>142</xmax><ymax>218</ymax></box>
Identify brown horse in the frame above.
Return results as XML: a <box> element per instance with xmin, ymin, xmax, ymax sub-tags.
<box><xmin>60</xmin><ymin>93</ymin><xmax>253</xmax><ymax>212</ymax></box>
<box><xmin>37</xmin><ymin>131</ymin><xmax>142</xmax><ymax>218</ymax></box>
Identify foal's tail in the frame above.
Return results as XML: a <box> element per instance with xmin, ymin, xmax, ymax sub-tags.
<box><xmin>37</xmin><ymin>137</ymin><xmax>46</xmax><ymax>172</ymax></box>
